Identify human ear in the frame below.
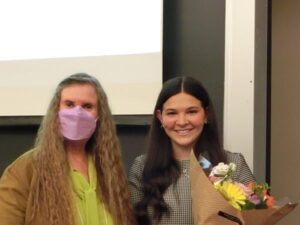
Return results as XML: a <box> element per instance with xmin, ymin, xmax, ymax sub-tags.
<box><xmin>156</xmin><ymin>109</ymin><xmax>163</xmax><ymax>123</ymax></box>
<box><xmin>204</xmin><ymin>107</ymin><xmax>209</xmax><ymax>124</ymax></box>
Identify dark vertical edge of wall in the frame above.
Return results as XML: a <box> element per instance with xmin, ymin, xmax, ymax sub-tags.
<box><xmin>163</xmin><ymin>0</ymin><xmax>225</xmax><ymax>135</ymax></box>
<box><xmin>265</xmin><ymin>0</ymin><xmax>272</xmax><ymax>184</ymax></box>
<box><xmin>254</xmin><ymin>0</ymin><xmax>269</xmax><ymax>182</ymax></box>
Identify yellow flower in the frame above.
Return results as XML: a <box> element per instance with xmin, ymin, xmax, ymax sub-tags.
<box><xmin>215</xmin><ymin>181</ymin><xmax>247</xmax><ymax>210</ymax></box>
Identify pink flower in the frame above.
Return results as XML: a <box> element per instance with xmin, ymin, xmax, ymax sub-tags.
<box><xmin>236</xmin><ymin>182</ymin><xmax>260</xmax><ymax>205</ymax></box>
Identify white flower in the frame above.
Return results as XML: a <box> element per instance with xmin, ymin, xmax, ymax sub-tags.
<box><xmin>209</xmin><ymin>162</ymin><xmax>236</xmax><ymax>178</ymax></box>
<box><xmin>229</xmin><ymin>162</ymin><xmax>237</xmax><ymax>173</ymax></box>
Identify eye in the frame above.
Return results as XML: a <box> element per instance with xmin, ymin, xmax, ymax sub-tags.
<box><xmin>167</xmin><ymin>112</ymin><xmax>175</xmax><ymax>115</ymax></box>
<box><xmin>164</xmin><ymin>110</ymin><xmax>177</xmax><ymax>116</ymax></box>
<box><xmin>65</xmin><ymin>100</ymin><xmax>74</xmax><ymax>108</ymax></box>
<box><xmin>187</xmin><ymin>109</ymin><xmax>198</xmax><ymax>114</ymax></box>
<box><xmin>82</xmin><ymin>103</ymin><xmax>93</xmax><ymax>110</ymax></box>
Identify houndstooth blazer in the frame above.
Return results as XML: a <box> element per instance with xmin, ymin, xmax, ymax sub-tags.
<box><xmin>128</xmin><ymin>151</ymin><xmax>255</xmax><ymax>225</ymax></box>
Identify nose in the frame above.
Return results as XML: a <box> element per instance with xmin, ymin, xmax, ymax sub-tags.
<box><xmin>177</xmin><ymin>113</ymin><xmax>188</xmax><ymax>126</ymax></box>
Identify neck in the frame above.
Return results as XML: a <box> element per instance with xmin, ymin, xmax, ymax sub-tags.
<box><xmin>65</xmin><ymin>139</ymin><xmax>87</xmax><ymax>153</ymax></box>
<box><xmin>65</xmin><ymin>140</ymin><xmax>90</xmax><ymax>181</ymax></box>
<box><xmin>172</xmin><ymin>145</ymin><xmax>193</xmax><ymax>160</ymax></box>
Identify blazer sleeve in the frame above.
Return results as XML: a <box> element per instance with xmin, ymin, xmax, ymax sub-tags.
<box><xmin>128</xmin><ymin>155</ymin><xmax>145</xmax><ymax>206</ymax></box>
<box><xmin>226</xmin><ymin>151</ymin><xmax>256</xmax><ymax>185</ymax></box>
<box><xmin>0</xmin><ymin>152</ymin><xmax>33</xmax><ymax>225</ymax></box>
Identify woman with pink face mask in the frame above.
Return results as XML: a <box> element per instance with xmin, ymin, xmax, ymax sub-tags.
<box><xmin>0</xmin><ymin>73</ymin><xmax>136</xmax><ymax>225</ymax></box>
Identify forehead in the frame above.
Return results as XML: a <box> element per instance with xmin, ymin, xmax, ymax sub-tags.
<box><xmin>163</xmin><ymin>92</ymin><xmax>202</xmax><ymax>109</ymax></box>
<box><xmin>60</xmin><ymin>83</ymin><xmax>98</xmax><ymax>103</ymax></box>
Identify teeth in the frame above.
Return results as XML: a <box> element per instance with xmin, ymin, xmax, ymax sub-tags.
<box><xmin>177</xmin><ymin>130</ymin><xmax>190</xmax><ymax>135</ymax></box>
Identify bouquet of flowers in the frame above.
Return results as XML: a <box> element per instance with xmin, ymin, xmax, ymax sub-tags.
<box><xmin>190</xmin><ymin>152</ymin><xmax>297</xmax><ymax>225</ymax></box>
<box><xmin>209</xmin><ymin>162</ymin><xmax>275</xmax><ymax>211</ymax></box>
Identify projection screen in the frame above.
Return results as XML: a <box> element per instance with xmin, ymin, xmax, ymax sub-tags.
<box><xmin>0</xmin><ymin>0</ymin><xmax>162</xmax><ymax>116</ymax></box>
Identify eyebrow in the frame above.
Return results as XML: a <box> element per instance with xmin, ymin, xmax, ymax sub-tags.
<box><xmin>187</xmin><ymin>106</ymin><xmax>201</xmax><ymax>110</ymax></box>
<box><xmin>164</xmin><ymin>105</ymin><xmax>201</xmax><ymax>110</ymax></box>
<box><xmin>60</xmin><ymin>99</ymin><xmax>73</xmax><ymax>104</ymax></box>
<box><xmin>61</xmin><ymin>99</ymin><xmax>96</xmax><ymax>106</ymax></box>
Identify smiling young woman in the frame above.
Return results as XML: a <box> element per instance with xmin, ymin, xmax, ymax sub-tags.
<box><xmin>129</xmin><ymin>76</ymin><xmax>255</xmax><ymax>225</ymax></box>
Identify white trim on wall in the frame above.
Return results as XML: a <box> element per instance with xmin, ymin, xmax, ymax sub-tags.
<box><xmin>224</xmin><ymin>0</ymin><xmax>255</xmax><ymax>170</ymax></box>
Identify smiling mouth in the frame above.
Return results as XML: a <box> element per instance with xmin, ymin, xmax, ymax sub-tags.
<box><xmin>176</xmin><ymin>129</ymin><xmax>192</xmax><ymax>136</ymax></box>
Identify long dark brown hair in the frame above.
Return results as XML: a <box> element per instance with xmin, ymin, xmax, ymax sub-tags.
<box><xmin>30</xmin><ymin>73</ymin><xmax>136</xmax><ymax>225</ymax></box>
<box><xmin>135</xmin><ymin>76</ymin><xmax>227</xmax><ymax>224</ymax></box>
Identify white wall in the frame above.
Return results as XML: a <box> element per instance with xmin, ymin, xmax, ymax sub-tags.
<box><xmin>224</xmin><ymin>0</ymin><xmax>255</xmax><ymax>170</ymax></box>
<box><xmin>0</xmin><ymin>53</ymin><xmax>161</xmax><ymax>116</ymax></box>
<box><xmin>0</xmin><ymin>0</ymin><xmax>162</xmax><ymax>116</ymax></box>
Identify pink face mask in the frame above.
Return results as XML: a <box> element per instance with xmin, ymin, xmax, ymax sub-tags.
<box><xmin>59</xmin><ymin>106</ymin><xmax>97</xmax><ymax>141</ymax></box>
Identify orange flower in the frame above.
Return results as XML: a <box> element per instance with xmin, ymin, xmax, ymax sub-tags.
<box><xmin>247</xmin><ymin>181</ymin><xmax>254</xmax><ymax>190</ymax></box>
<box><xmin>266</xmin><ymin>195</ymin><xmax>276</xmax><ymax>208</ymax></box>
<box><xmin>263</xmin><ymin>189</ymin><xmax>268</xmax><ymax>196</ymax></box>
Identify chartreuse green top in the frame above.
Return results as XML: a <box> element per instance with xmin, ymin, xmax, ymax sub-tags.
<box><xmin>70</xmin><ymin>155</ymin><xmax>114</xmax><ymax>225</ymax></box>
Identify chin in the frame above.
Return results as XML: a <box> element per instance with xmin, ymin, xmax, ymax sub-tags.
<box><xmin>176</xmin><ymin>142</ymin><xmax>194</xmax><ymax>149</ymax></box>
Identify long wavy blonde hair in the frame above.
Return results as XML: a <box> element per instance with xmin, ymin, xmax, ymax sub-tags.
<box><xmin>30</xmin><ymin>73</ymin><xmax>136</xmax><ymax>225</ymax></box>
